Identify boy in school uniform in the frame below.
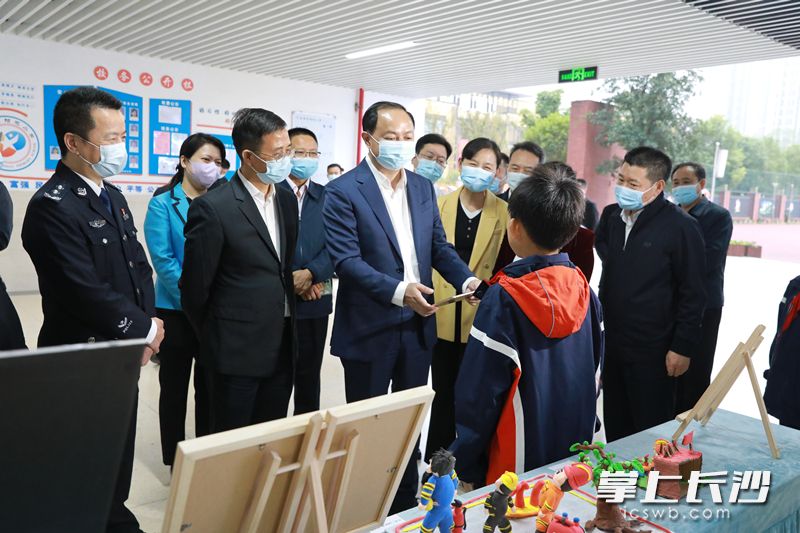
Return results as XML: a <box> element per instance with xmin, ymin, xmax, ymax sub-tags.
<box><xmin>449</xmin><ymin>162</ymin><xmax>604</xmax><ymax>488</ymax></box>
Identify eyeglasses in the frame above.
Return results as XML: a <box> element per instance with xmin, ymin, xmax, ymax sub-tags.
<box><xmin>251</xmin><ymin>149</ymin><xmax>295</xmax><ymax>162</ymax></box>
<box><xmin>418</xmin><ymin>152</ymin><xmax>447</xmax><ymax>166</ymax></box>
<box><xmin>293</xmin><ymin>150</ymin><xmax>321</xmax><ymax>159</ymax></box>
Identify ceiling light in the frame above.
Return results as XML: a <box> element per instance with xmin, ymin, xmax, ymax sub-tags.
<box><xmin>345</xmin><ymin>41</ymin><xmax>417</xmax><ymax>60</ymax></box>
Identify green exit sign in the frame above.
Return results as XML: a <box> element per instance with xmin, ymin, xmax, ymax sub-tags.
<box><xmin>559</xmin><ymin>66</ymin><xmax>598</xmax><ymax>83</ymax></box>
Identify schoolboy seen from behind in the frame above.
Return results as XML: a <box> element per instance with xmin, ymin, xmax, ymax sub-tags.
<box><xmin>450</xmin><ymin>162</ymin><xmax>603</xmax><ymax>487</ymax></box>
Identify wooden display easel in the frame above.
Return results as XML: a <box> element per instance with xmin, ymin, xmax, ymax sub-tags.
<box><xmin>672</xmin><ymin>324</ymin><xmax>780</xmax><ymax>459</ymax></box>
<box><xmin>162</xmin><ymin>386</ymin><xmax>434</xmax><ymax>533</ymax></box>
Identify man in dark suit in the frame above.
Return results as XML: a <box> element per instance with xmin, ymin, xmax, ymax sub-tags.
<box><xmin>22</xmin><ymin>86</ymin><xmax>164</xmax><ymax>533</ymax></box>
<box><xmin>0</xmin><ymin>181</ymin><xmax>26</xmax><ymax>350</ymax></box>
<box><xmin>578</xmin><ymin>178</ymin><xmax>599</xmax><ymax>230</ymax></box>
<box><xmin>280</xmin><ymin>126</ymin><xmax>334</xmax><ymax>414</ymax></box>
<box><xmin>670</xmin><ymin>162</ymin><xmax>733</xmax><ymax>413</ymax></box>
<box><xmin>595</xmin><ymin>147</ymin><xmax>706</xmax><ymax>442</ymax></box>
<box><xmin>323</xmin><ymin>101</ymin><xmax>478</xmax><ymax>513</ymax></box>
<box><xmin>182</xmin><ymin>108</ymin><xmax>298</xmax><ymax>433</ymax></box>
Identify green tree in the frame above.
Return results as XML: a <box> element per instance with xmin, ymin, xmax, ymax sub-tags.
<box><xmin>458</xmin><ymin>110</ymin><xmax>518</xmax><ymax>149</ymax></box>
<box><xmin>683</xmin><ymin>115</ymin><xmax>746</xmax><ymax>188</ymax></box>
<box><xmin>535</xmin><ymin>89</ymin><xmax>563</xmax><ymax>118</ymax></box>
<box><xmin>524</xmin><ymin>112</ymin><xmax>570</xmax><ymax>162</ymax></box>
<box><xmin>590</xmin><ymin>72</ymin><xmax>701</xmax><ymax>170</ymax></box>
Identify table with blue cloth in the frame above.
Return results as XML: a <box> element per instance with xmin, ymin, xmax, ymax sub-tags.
<box><xmin>387</xmin><ymin>409</ymin><xmax>800</xmax><ymax>533</ymax></box>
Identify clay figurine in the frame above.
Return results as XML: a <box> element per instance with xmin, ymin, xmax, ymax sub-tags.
<box><xmin>546</xmin><ymin>512</ymin><xmax>585</xmax><ymax>533</ymax></box>
<box><xmin>418</xmin><ymin>449</ymin><xmax>459</xmax><ymax>533</ymax></box>
<box><xmin>483</xmin><ymin>471</ymin><xmax>518</xmax><ymax>532</ymax></box>
<box><xmin>451</xmin><ymin>499</ymin><xmax>466</xmax><ymax>533</ymax></box>
<box><xmin>530</xmin><ymin>463</ymin><xmax>593</xmax><ymax>532</ymax></box>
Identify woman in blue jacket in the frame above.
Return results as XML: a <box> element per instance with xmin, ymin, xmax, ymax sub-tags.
<box><xmin>144</xmin><ymin>133</ymin><xmax>225</xmax><ymax>467</ymax></box>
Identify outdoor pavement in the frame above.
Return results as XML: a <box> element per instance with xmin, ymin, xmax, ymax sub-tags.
<box><xmin>7</xmin><ymin>250</ymin><xmax>799</xmax><ymax>532</ymax></box>
<box><xmin>732</xmin><ymin>222</ymin><xmax>800</xmax><ymax>263</ymax></box>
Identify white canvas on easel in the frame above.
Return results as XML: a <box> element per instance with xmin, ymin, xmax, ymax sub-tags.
<box><xmin>162</xmin><ymin>386</ymin><xmax>433</xmax><ymax>533</ymax></box>
<box><xmin>672</xmin><ymin>324</ymin><xmax>780</xmax><ymax>459</ymax></box>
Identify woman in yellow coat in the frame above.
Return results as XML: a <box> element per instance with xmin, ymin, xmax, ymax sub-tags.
<box><xmin>426</xmin><ymin>137</ymin><xmax>508</xmax><ymax>461</ymax></box>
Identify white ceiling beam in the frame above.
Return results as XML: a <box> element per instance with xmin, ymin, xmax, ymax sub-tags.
<box><xmin>98</xmin><ymin>0</ymin><xmax>220</xmax><ymax>49</ymax></box>
<box><xmin>215</xmin><ymin>0</ymin><xmax>573</xmax><ymax>72</ymax></box>
<box><xmin>127</xmin><ymin>0</ymin><xmax>280</xmax><ymax>55</ymax></box>
<box><xmin>253</xmin><ymin>4</ymin><xmax>745</xmax><ymax>81</ymax></box>
<box><xmin>47</xmin><ymin>0</ymin><xmax>117</xmax><ymax>41</ymax></box>
<box><xmin>1</xmin><ymin>0</ymin><xmax>49</xmax><ymax>33</ymax></box>
<box><xmin>0</xmin><ymin>0</ymin><xmax>31</xmax><ymax>32</ymax></box>
<box><xmin>166</xmin><ymin>0</ymin><xmax>396</xmax><ymax>63</ymax></box>
<box><xmin>26</xmin><ymin>0</ymin><xmax>87</xmax><ymax>39</ymax></box>
<box><xmin>72</xmin><ymin>0</ymin><xmax>163</xmax><ymax>47</ymax></box>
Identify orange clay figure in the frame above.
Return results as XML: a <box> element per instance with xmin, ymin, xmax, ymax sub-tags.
<box><xmin>530</xmin><ymin>463</ymin><xmax>593</xmax><ymax>532</ymax></box>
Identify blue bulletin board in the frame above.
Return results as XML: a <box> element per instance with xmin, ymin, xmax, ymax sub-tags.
<box><xmin>43</xmin><ymin>85</ymin><xmax>143</xmax><ymax>174</ymax></box>
<box><xmin>149</xmin><ymin>98</ymin><xmax>191</xmax><ymax>176</ymax></box>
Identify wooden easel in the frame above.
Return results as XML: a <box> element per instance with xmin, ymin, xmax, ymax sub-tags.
<box><xmin>163</xmin><ymin>386</ymin><xmax>433</xmax><ymax>533</ymax></box>
<box><xmin>672</xmin><ymin>324</ymin><xmax>780</xmax><ymax>459</ymax></box>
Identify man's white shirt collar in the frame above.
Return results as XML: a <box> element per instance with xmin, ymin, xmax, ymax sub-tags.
<box><xmin>74</xmin><ymin>171</ymin><xmax>104</xmax><ymax>197</ymax></box>
<box><xmin>365</xmin><ymin>154</ymin><xmax>406</xmax><ymax>194</ymax></box>
<box><xmin>238</xmin><ymin>170</ymin><xmax>275</xmax><ymax>203</ymax></box>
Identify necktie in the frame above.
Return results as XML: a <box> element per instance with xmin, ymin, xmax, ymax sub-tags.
<box><xmin>99</xmin><ymin>187</ymin><xmax>113</xmax><ymax>215</ymax></box>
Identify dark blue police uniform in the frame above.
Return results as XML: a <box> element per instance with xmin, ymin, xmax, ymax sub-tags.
<box><xmin>22</xmin><ymin>161</ymin><xmax>154</xmax><ymax>533</ymax></box>
<box><xmin>0</xmin><ymin>181</ymin><xmax>26</xmax><ymax>350</ymax></box>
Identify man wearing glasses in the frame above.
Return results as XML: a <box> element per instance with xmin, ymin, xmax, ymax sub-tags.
<box><xmin>181</xmin><ymin>108</ymin><xmax>299</xmax><ymax>432</ymax></box>
<box><xmin>411</xmin><ymin>133</ymin><xmax>452</xmax><ymax>187</ymax></box>
<box><xmin>279</xmin><ymin>127</ymin><xmax>334</xmax><ymax>414</ymax></box>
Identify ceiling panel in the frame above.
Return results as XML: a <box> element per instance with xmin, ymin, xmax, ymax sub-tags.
<box><xmin>0</xmin><ymin>0</ymin><xmax>797</xmax><ymax>97</ymax></box>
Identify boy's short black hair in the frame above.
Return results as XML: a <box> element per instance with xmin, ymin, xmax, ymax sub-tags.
<box><xmin>429</xmin><ymin>449</ymin><xmax>456</xmax><ymax>476</ymax></box>
<box><xmin>510</xmin><ymin>141</ymin><xmax>545</xmax><ymax>163</ymax></box>
<box><xmin>288</xmin><ymin>127</ymin><xmax>318</xmax><ymax>143</ymax></box>
<box><xmin>624</xmin><ymin>146</ymin><xmax>672</xmax><ymax>183</ymax></box>
<box><xmin>327</xmin><ymin>163</ymin><xmax>344</xmax><ymax>172</ymax></box>
<box><xmin>231</xmin><ymin>108</ymin><xmax>287</xmax><ymax>156</ymax></box>
<box><xmin>415</xmin><ymin>133</ymin><xmax>452</xmax><ymax>159</ymax></box>
<box><xmin>576</xmin><ymin>178</ymin><xmax>588</xmax><ymax>189</ymax></box>
<box><xmin>499</xmin><ymin>152</ymin><xmax>510</xmax><ymax>165</ymax></box>
<box><xmin>221</xmin><ymin>159</ymin><xmax>231</xmax><ymax>170</ymax></box>
<box><xmin>362</xmin><ymin>101</ymin><xmax>415</xmax><ymax>134</ymax></box>
<box><xmin>508</xmin><ymin>162</ymin><xmax>585</xmax><ymax>251</ymax></box>
<box><xmin>671</xmin><ymin>162</ymin><xmax>706</xmax><ymax>182</ymax></box>
<box><xmin>53</xmin><ymin>86</ymin><xmax>122</xmax><ymax>154</ymax></box>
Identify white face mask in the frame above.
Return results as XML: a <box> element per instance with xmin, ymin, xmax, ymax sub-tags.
<box><xmin>78</xmin><ymin>137</ymin><xmax>128</xmax><ymax>178</ymax></box>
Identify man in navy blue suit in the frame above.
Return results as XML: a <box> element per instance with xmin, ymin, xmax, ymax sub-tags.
<box><xmin>324</xmin><ymin>101</ymin><xmax>478</xmax><ymax>512</ymax></box>
<box><xmin>280</xmin><ymin>127</ymin><xmax>335</xmax><ymax>415</ymax></box>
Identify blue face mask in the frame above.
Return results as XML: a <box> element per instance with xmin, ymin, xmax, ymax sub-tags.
<box><xmin>489</xmin><ymin>177</ymin><xmax>501</xmax><ymax>193</ymax></box>
<box><xmin>415</xmin><ymin>158</ymin><xmax>445</xmax><ymax>182</ymax></box>
<box><xmin>252</xmin><ymin>153</ymin><xmax>291</xmax><ymax>185</ymax></box>
<box><xmin>506</xmin><ymin>171</ymin><xmax>528</xmax><ymax>191</ymax></box>
<box><xmin>672</xmin><ymin>184</ymin><xmax>700</xmax><ymax>206</ymax></box>
<box><xmin>460</xmin><ymin>166</ymin><xmax>495</xmax><ymax>193</ymax></box>
<box><xmin>369</xmin><ymin>134</ymin><xmax>415</xmax><ymax>170</ymax></box>
<box><xmin>615</xmin><ymin>183</ymin><xmax>656</xmax><ymax>211</ymax></box>
<box><xmin>290</xmin><ymin>157</ymin><xmax>319</xmax><ymax>180</ymax></box>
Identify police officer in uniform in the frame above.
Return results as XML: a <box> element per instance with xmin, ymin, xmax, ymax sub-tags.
<box><xmin>22</xmin><ymin>87</ymin><xmax>164</xmax><ymax>533</ymax></box>
<box><xmin>0</xmin><ymin>180</ymin><xmax>26</xmax><ymax>350</ymax></box>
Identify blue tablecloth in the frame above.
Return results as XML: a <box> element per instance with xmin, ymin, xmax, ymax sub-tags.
<box><xmin>390</xmin><ymin>409</ymin><xmax>800</xmax><ymax>533</ymax></box>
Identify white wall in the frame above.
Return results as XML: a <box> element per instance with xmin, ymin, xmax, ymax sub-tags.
<box><xmin>0</xmin><ymin>34</ymin><xmax>421</xmax><ymax>292</ymax></box>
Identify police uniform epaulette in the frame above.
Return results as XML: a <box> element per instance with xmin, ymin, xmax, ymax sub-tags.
<box><xmin>42</xmin><ymin>182</ymin><xmax>66</xmax><ymax>202</ymax></box>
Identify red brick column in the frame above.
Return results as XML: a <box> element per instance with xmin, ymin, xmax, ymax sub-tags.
<box><xmin>566</xmin><ymin>100</ymin><xmax>625</xmax><ymax>212</ymax></box>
